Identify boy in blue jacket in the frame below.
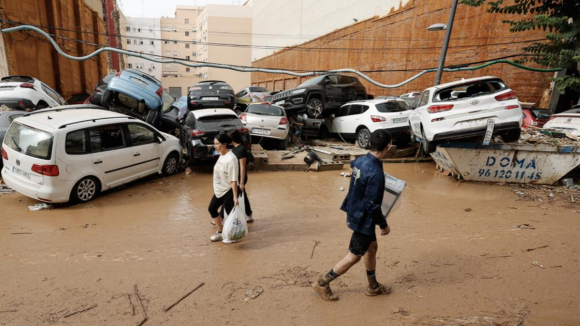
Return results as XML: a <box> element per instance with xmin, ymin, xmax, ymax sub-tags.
<box><xmin>312</xmin><ymin>129</ymin><xmax>392</xmax><ymax>301</ymax></box>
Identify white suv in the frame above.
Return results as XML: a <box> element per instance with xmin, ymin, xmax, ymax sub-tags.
<box><xmin>0</xmin><ymin>76</ymin><xmax>67</xmax><ymax>110</ymax></box>
<box><xmin>1</xmin><ymin>106</ymin><xmax>182</xmax><ymax>204</ymax></box>
<box><xmin>409</xmin><ymin>76</ymin><xmax>522</xmax><ymax>154</ymax></box>
<box><xmin>322</xmin><ymin>99</ymin><xmax>412</xmax><ymax>148</ymax></box>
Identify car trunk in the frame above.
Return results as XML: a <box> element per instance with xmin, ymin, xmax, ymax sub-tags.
<box><xmin>2</xmin><ymin>122</ymin><xmax>55</xmax><ymax>189</ymax></box>
<box><xmin>0</xmin><ymin>82</ymin><xmax>21</xmax><ymax>92</ymax></box>
<box><xmin>246</xmin><ymin>113</ymin><xmax>284</xmax><ymax>135</ymax></box>
<box><xmin>195</xmin><ymin>115</ymin><xmax>243</xmax><ymax>145</ymax></box>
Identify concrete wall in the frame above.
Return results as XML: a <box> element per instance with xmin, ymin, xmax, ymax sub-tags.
<box><xmin>252</xmin><ymin>0</ymin><xmax>552</xmax><ymax>105</ymax></box>
<box><xmin>125</xmin><ymin>17</ymin><xmax>162</xmax><ymax>81</ymax></box>
<box><xmin>0</xmin><ymin>0</ymin><xmax>109</xmax><ymax>98</ymax></box>
<box><xmin>197</xmin><ymin>5</ymin><xmax>252</xmax><ymax>92</ymax></box>
<box><xmin>251</xmin><ymin>0</ymin><xmax>410</xmax><ymax>60</ymax></box>
<box><xmin>161</xmin><ymin>6</ymin><xmax>203</xmax><ymax>97</ymax></box>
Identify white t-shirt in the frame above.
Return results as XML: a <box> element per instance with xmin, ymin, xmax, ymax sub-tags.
<box><xmin>213</xmin><ymin>151</ymin><xmax>239</xmax><ymax>198</ymax></box>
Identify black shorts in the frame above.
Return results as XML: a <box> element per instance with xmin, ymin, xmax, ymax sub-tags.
<box><xmin>349</xmin><ymin>231</ymin><xmax>377</xmax><ymax>256</ymax></box>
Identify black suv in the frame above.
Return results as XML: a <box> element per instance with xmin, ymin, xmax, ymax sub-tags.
<box><xmin>188</xmin><ymin>80</ymin><xmax>235</xmax><ymax>110</ymax></box>
<box><xmin>271</xmin><ymin>74</ymin><xmax>367</xmax><ymax>118</ymax></box>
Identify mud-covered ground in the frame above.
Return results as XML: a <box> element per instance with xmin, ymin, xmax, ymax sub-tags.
<box><xmin>1</xmin><ymin>163</ymin><xmax>579</xmax><ymax>326</ymax></box>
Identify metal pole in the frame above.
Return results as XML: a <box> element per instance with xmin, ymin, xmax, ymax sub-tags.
<box><xmin>434</xmin><ymin>0</ymin><xmax>458</xmax><ymax>86</ymax></box>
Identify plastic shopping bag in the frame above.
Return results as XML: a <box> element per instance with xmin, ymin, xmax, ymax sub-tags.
<box><xmin>222</xmin><ymin>195</ymin><xmax>248</xmax><ymax>243</ymax></box>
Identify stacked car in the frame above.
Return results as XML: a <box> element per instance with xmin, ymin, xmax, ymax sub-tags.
<box><xmin>0</xmin><ymin>76</ymin><xmax>67</xmax><ymax>110</ymax></box>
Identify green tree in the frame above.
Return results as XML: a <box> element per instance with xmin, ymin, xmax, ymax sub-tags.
<box><xmin>460</xmin><ymin>0</ymin><xmax>580</xmax><ymax>95</ymax></box>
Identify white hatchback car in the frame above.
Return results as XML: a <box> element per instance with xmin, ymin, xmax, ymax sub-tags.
<box><xmin>0</xmin><ymin>76</ymin><xmax>67</xmax><ymax>110</ymax></box>
<box><xmin>322</xmin><ymin>99</ymin><xmax>412</xmax><ymax>148</ymax></box>
<box><xmin>1</xmin><ymin>106</ymin><xmax>182</xmax><ymax>204</ymax></box>
<box><xmin>240</xmin><ymin>103</ymin><xmax>289</xmax><ymax>149</ymax></box>
<box><xmin>543</xmin><ymin>108</ymin><xmax>580</xmax><ymax>136</ymax></box>
<box><xmin>409</xmin><ymin>76</ymin><xmax>522</xmax><ymax>154</ymax></box>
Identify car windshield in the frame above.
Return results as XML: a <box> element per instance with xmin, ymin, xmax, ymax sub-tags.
<box><xmin>530</xmin><ymin>109</ymin><xmax>551</xmax><ymax>119</ymax></box>
<box><xmin>376</xmin><ymin>101</ymin><xmax>408</xmax><ymax>112</ymax></box>
<box><xmin>298</xmin><ymin>76</ymin><xmax>325</xmax><ymax>87</ymax></box>
<box><xmin>249</xmin><ymin>87</ymin><xmax>269</xmax><ymax>93</ymax></box>
<box><xmin>247</xmin><ymin>104</ymin><xmax>284</xmax><ymax>116</ymax></box>
<box><xmin>197</xmin><ymin>115</ymin><xmax>242</xmax><ymax>130</ymax></box>
<box><xmin>1</xmin><ymin>76</ymin><xmax>34</xmax><ymax>83</ymax></box>
<box><xmin>189</xmin><ymin>83</ymin><xmax>233</xmax><ymax>95</ymax></box>
<box><xmin>3</xmin><ymin>123</ymin><xmax>54</xmax><ymax>160</ymax></box>
<box><xmin>434</xmin><ymin>79</ymin><xmax>508</xmax><ymax>102</ymax></box>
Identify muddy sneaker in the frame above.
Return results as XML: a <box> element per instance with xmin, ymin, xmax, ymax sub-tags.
<box><xmin>365</xmin><ymin>283</ymin><xmax>392</xmax><ymax>297</ymax></box>
<box><xmin>246</xmin><ymin>215</ymin><xmax>254</xmax><ymax>223</ymax></box>
<box><xmin>210</xmin><ymin>232</ymin><xmax>222</xmax><ymax>242</ymax></box>
<box><xmin>312</xmin><ymin>282</ymin><xmax>339</xmax><ymax>301</ymax></box>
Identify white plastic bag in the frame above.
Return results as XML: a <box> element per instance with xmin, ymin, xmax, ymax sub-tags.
<box><xmin>222</xmin><ymin>194</ymin><xmax>248</xmax><ymax>243</ymax></box>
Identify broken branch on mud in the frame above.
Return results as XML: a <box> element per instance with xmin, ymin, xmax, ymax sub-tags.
<box><xmin>524</xmin><ymin>245</ymin><xmax>549</xmax><ymax>252</ymax></box>
<box><xmin>163</xmin><ymin>282</ymin><xmax>205</xmax><ymax>312</ymax></box>
<box><xmin>63</xmin><ymin>304</ymin><xmax>97</xmax><ymax>318</ymax></box>
<box><xmin>310</xmin><ymin>240</ymin><xmax>320</xmax><ymax>259</ymax></box>
<box><xmin>0</xmin><ymin>309</ymin><xmax>17</xmax><ymax>313</ymax></box>
<box><xmin>134</xmin><ymin>285</ymin><xmax>148</xmax><ymax>326</ymax></box>
<box><xmin>126</xmin><ymin>294</ymin><xmax>135</xmax><ymax>315</ymax></box>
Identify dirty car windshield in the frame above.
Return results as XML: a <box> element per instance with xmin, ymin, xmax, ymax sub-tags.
<box><xmin>434</xmin><ymin>79</ymin><xmax>508</xmax><ymax>102</ymax></box>
<box><xmin>299</xmin><ymin>76</ymin><xmax>325</xmax><ymax>87</ymax></box>
<box><xmin>4</xmin><ymin>123</ymin><xmax>53</xmax><ymax>160</ymax></box>
<box><xmin>197</xmin><ymin>115</ymin><xmax>242</xmax><ymax>130</ymax></box>
<box><xmin>247</xmin><ymin>104</ymin><xmax>284</xmax><ymax>116</ymax></box>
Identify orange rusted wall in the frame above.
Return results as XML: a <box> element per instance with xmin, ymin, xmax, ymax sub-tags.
<box><xmin>0</xmin><ymin>0</ymin><xmax>108</xmax><ymax>99</ymax></box>
<box><xmin>252</xmin><ymin>0</ymin><xmax>551</xmax><ymax>105</ymax></box>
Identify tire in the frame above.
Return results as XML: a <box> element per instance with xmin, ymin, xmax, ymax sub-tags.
<box><xmin>101</xmin><ymin>89</ymin><xmax>112</xmax><ymax>110</ymax></box>
<box><xmin>421</xmin><ymin>128</ymin><xmax>436</xmax><ymax>156</ymax></box>
<box><xmin>357</xmin><ymin>128</ymin><xmax>371</xmax><ymax>149</ymax></box>
<box><xmin>70</xmin><ymin>177</ymin><xmax>100</xmax><ymax>203</ymax></box>
<box><xmin>146</xmin><ymin>109</ymin><xmax>160</xmax><ymax>126</ymax></box>
<box><xmin>306</xmin><ymin>97</ymin><xmax>324</xmax><ymax>118</ymax></box>
<box><xmin>278</xmin><ymin>136</ymin><xmax>288</xmax><ymax>150</ymax></box>
<box><xmin>500</xmin><ymin>128</ymin><xmax>521</xmax><ymax>143</ymax></box>
<box><xmin>162</xmin><ymin>153</ymin><xmax>179</xmax><ymax>176</ymax></box>
<box><xmin>320</xmin><ymin>125</ymin><xmax>330</xmax><ymax>139</ymax></box>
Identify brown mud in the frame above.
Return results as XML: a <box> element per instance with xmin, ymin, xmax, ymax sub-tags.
<box><xmin>0</xmin><ymin>163</ymin><xmax>579</xmax><ymax>325</ymax></box>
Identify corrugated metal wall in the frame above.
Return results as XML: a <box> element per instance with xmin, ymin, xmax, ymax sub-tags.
<box><xmin>0</xmin><ymin>0</ymin><xmax>108</xmax><ymax>98</ymax></box>
<box><xmin>252</xmin><ymin>0</ymin><xmax>552</xmax><ymax>105</ymax></box>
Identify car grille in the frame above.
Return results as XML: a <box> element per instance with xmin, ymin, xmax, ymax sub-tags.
<box><xmin>272</xmin><ymin>90</ymin><xmax>293</xmax><ymax>101</ymax></box>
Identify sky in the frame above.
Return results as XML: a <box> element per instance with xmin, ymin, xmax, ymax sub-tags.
<box><xmin>119</xmin><ymin>0</ymin><xmax>245</xmax><ymax>18</ymax></box>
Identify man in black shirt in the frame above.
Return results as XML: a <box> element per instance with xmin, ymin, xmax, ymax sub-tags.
<box><xmin>229</xmin><ymin>130</ymin><xmax>253</xmax><ymax>222</ymax></box>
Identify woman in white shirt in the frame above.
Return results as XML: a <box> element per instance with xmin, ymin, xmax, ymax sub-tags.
<box><xmin>208</xmin><ymin>132</ymin><xmax>239</xmax><ymax>242</ymax></box>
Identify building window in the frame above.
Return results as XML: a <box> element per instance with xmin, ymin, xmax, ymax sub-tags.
<box><xmin>126</xmin><ymin>26</ymin><xmax>131</xmax><ymax>32</ymax></box>
<box><xmin>127</xmin><ymin>39</ymin><xmax>131</xmax><ymax>45</ymax></box>
<box><xmin>185</xmin><ymin>31</ymin><xmax>189</xmax><ymax>37</ymax></box>
<box><xmin>164</xmin><ymin>40</ymin><xmax>169</xmax><ymax>44</ymax></box>
<box><xmin>164</xmin><ymin>27</ymin><xmax>170</xmax><ymax>32</ymax></box>
<box><xmin>128</xmin><ymin>63</ymin><xmax>133</xmax><ymax>69</ymax></box>
<box><xmin>192</xmin><ymin>52</ymin><xmax>196</xmax><ymax>57</ymax></box>
<box><xmin>139</xmin><ymin>40</ymin><xmax>144</xmax><ymax>45</ymax></box>
<box><xmin>133</xmin><ymin>40</ymin><xmax>138</xmax><ymax>45</ymax></box>
<box><xmin>133</xmin><ymin>27</ymin><xmax>137</xmax><ymax>32</ymax></box>
<box><xmin>192</xmin><ymin>28</ymin><xmax>196</xmax><ymax>32</ymax></box>
<box><xmin>185</xmin><ymin>43</ymin><xmax>190</xmax><ymax>49</ymax></box>
<box><xmin>138</xmin><ymin>28</ymin><xmax>141</xmax><ymax>32</ymax></box>
<box><xmin>186</xmin><ymin>68</ymin><xmax>190</xmax><ymax>72</ymax></box>
<box><xmin>174</xmin><ymin>64</ymin><xmax>178</xmax><ymax>68</ymax></box>
<box><xmin>186</xmin><ymin>56</ymin><xmax>190</xmax><ymax>61</ymax></box>
<box><xmin>173</xmin><ymin>52</ymin><xmax>178</xmax><ymax>57</ymax></box>
<box><xmin>173</xmin><ymin>41</ymin><xmax>177</xmax><ymax>44</ymax></box>
<box><xmin>150</xmin><ymin>41</ymin><xmax>154</xmax><ymax>45</ymax></box>
<box><xmin>165</xmin><ymin>63</ymin><xmax>171</xmax><ymax>68</ymax></box>
<box><xmin>150</xmin><ymin>63</ymin><xmax>155</xmax><ymax>69</ymax></box>
<box><xmin>172</xmin><ymin>27</ymin><xmax>177</xmax><ymax>32</ymax></box>
<box><xmin>149</xmin><ymin>28</ymin><xmax>153</xmax><ymax>33</ymax></box>
<box><xmin>192</xmin><ymin>40</ymin><xmax>196</xmax><ymax>44</ymax></box>
<box><xmin>185</xmin><ymin>19</ymin><xmax>189</xmax><ymax>24</ymax></box>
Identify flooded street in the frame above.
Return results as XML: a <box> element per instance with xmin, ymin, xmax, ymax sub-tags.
<box><xmin>1</xmin><ymin>163</ymin><xmax>579</xmax><ymax>326</ymax></box>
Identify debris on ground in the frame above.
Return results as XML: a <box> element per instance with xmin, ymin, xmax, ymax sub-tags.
<box><xmin>340</xmin><ymin>172</ymin><xmax>352</xmax><ymax>177</ymax></box>
<box><xmin>511</xmin><ymin>127</ymin><xmax>580</xmax><ymax>146</ymax></box>
<box><xmin>393</xmin><ymin>307</ymin><xmax>411</xmax><ymax>317</ymax></box>
<box><xmin>163</xmin><ymin>282</ymin><xmax>205</xmax><ymax>312</ymax></box>
<box><xmin>310</xmin><ymin>240</ymin><xmax>320</xmax><ymax>259</ymax></box>
<box><xmin>63</xmin><ymin>304</ymin><xmax>98</xmax><ymax>318</ymax></box>
<box><xmin>525</xmin><ymin>245</ymin><xmax>549</xmax><ymax>252</ymax></box>
<box><xmin>0</xmin><ymin>105</ymin><xmax>14</xmax><ymax>112</ymax></box>
<box><xmin>465</xmin><ymin>208</ymin><xmax>472</xmax><ymax>212</ymax></box>
<box><xmin>28</xmin><ymin>203</ymin><xmax>52</xmax><ymax>211</ymax></box>
<box><xmin>0</xmin><ymin>183</ymin><xmax>14</xmax><ymax>194</ymax></box>
<box><xmin>244</xmin><ymin>286</ymin><xmax>264</xmax><ymax>301</ymax></box>
<box><xmin>511</xmin><ymin>183</ymin><xmax>580</xmax><ymax>204</ymax></box>
<box><xmin>339</xmin><ymin>187</ymin><xmax>345</xmax><ymax>192</ymax></box>
<box><xmin>134</xmin><ymin>285</ymin><xmax>148</xmax><ymax>326</ymax></box>
<box><xmin>531</xmin><ymin>261</ymin><xmax>545</xmax><ymax>269</ymax></box>
<box><xmin>513</xmin><ymin>224</ymin><xmax>535</xmax><ymax>230</ymax></box>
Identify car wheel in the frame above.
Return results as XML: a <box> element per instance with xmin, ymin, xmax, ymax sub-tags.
<box><xmin>421</xmin><ymin>128</ymin><xmax>436</xmax><ymax>156</ymax></box>
<box><xmin>500</xmin><ymin>129</ymin><xmax>521</xmax><ymax>143</ymax></box>
<box><xmin>162</xmin><ymin>153</ymin><xmax>179</xmax><ymax>176</ymax></box>
<box><xmin>101</xmin><ymin>89</ymin><xmax>112</xmax><ymax>109</ymax></box>
<box><xmin>278</xmin><ymin>135</ymin><xmax>288</xmax><ymax>150</ymax></box>
<box><xmin>71</xmin><ymin>177</ymin><xmax>100</xmax><ymax>203</ymax></box>
<box><xmin>357</xmin><ymin>128</ymin><xmax>371</xmax><ymax>149</ymax></box>
<box><xmin>146</xmin><ymin>109</ymin><xmax>160</xmax><ymax>126</ymax></box>
<box><xmin>306</xmin><ymin>97</ymin><xmax>323</xmax><ymax>118</ymax></box>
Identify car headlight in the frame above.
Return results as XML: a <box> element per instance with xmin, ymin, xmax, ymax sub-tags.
<box><xmin>292</xmin><ymin>89</ymin><xmax>306</xmax><ymax>95</ymax></box>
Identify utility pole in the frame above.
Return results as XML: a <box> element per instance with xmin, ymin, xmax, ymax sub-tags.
<box><xmin>434</xmin><ymin>0</ymin><xmax>458</xmax><ymax>86</ymax></box>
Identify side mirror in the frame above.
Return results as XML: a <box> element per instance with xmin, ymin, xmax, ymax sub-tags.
<box><xmin>156</xmin><ymin>134</ymin><xmax>165</xmax><ymax>143</ymax></box>
<box><xmin>330</xmin><ymin>114</ymin><xmax>336</xmax><ymax>119</ymax></box>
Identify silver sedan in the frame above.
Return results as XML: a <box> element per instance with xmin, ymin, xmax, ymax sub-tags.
<box><xmin>240</xmin><ymin>103</ymin><xmax>290</xmax><ymax>149</ymax></box>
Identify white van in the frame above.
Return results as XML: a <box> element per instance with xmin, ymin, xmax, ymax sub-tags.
<box><xmin>1</xmin><ymin>106</ymin><xmax>182</xmax><ymax>203</ymax></box>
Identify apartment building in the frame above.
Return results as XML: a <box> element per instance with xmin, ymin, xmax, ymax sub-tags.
<box><xmin>160</xmin><ymin>6</ymin><xmax>203</xmax><ymax>98</ymax></box>
<box><xmin>196</xmin><ymin>5</ymin><xmax>252</xmax><ymax>93</ymax></box>
<box><xmin>124</xmin><ymin>17</ymin><xmax>162</xmax><ymax>81</ymax></box>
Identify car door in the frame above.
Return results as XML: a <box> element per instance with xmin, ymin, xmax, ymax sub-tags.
<box><xmin>410</xmin><ymin>90</ymin><xmax>431</xmax><ymax>137</ymax></box>
<box><xmin>89</xmin><ymin>124</ymin><xmax>135</xmax><ymax>187</ymax></box>
<box><xmin>333</xmin><ymin>105</ymin><xmax>351</xmax><ymax>133</ymax></box>
<box><xmin>344</xmin><ymin>104</ymin><xmax>365</xmax><ymax>137</ymax></box>
<box><xmin>324</xmin><ymin>75</ymin><xmax>342</xmax><ymax>106</ymax></box>
<box><xmin>126</xmin><ymin>123</ymin><xmax>161</xmax><ymax>177</ymax></box>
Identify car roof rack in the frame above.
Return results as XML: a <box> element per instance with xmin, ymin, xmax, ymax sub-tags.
<box><xmin>58</xmin><ymin>116</ymin><xmax>136</xmax><ymax>129</ymax></box>
<box><xmin>23</xmin><ymin>105</ymin><xmax>104</xmax><ymax>117</ymax></box>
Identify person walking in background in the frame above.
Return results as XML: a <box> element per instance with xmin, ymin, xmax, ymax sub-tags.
<box><xmin>228</xmin><ymin>130</ymin><xmax>254</xmax><ymax>222</ymax></box>
<box><xmin>312</xmin><ymin>129</ymin><xmax>393</xmax><ymax>301</ymax></box>
<box><xmin>208</xmin><ymin>132</ymin><xmax>239</xmax><ymax>242</ymax></box>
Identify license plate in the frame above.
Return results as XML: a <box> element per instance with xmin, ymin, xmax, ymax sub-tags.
<box><xmin>458</xmin><ymin>119</ymin><xmax>488</xmax><ymax>128</ymax></box>
<box><xmin>129</xmin><ymin>76</ymin><xmax>148</xmax><ymax>87</ymax></box>
<box><xmin>252</xmin><ymin>128</ymin><xmax>271</xmax><ymax>135</ymax></box>
<box><xmin>275</xmin><ymin>100</ymin><xmax>285</xmax><ymax>105</ymax></box>
<box><xmin>12</xmin><ymin>166</ymin><xmax>33</xmax><ymax>180</ymax></box>
<box><xmin>203</xmin><ymin>97</ymin><xmax>219</xmax><ymax>101</ymax></box>
<box><xmin>393</xmin><ymin>117</ymin><xmax>408</xmax><ymax>124</ymax></box>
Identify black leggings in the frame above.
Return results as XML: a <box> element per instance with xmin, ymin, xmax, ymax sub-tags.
<box><xmin>239</xmin><ymin>187</ymin><xmax>253</xmax><ymax>217</ymax></box>
<box><xmin>208</xmin><ymin>188</ymin><xmax>234</xmax><ymax>219</ymax></box>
